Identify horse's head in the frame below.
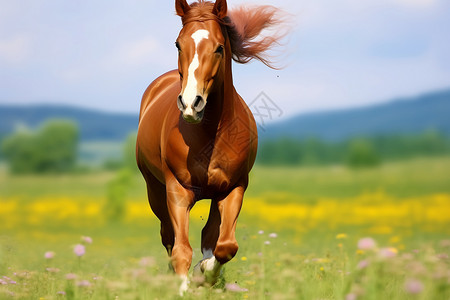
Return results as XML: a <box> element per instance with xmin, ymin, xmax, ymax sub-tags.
<box><xmin>175</xmin><ymin>0</ymin><xmax>228</xmax><ymax>124</ymax></box>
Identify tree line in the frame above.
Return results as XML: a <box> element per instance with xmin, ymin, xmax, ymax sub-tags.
<box><xmin>1</xmin><ymin>119</ymin><xmax>449</xmax><ymax>174</ymax></box>
<box><xmin>1</xmin><ymin>120</ymin><xmax>78</xmax><ymax>173</ymax></box>
<box><xmin>257</xmin><ymin>130</ymin><xmax>450</xmax><ymax>167</ymax></box>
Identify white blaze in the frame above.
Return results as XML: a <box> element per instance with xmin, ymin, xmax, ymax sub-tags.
<box><xmin>182</xmin><ymin>29</ymin><xmax>209</xmax><ymax>112</ymax></box>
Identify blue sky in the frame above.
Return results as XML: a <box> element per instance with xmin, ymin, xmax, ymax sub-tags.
<box><xmin>0</xmin><ymin>0</ymin><xmax>449</xmax><ymax>119</ymax></box>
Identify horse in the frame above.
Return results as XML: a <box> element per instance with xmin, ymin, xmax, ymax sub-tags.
<box><xmin>136</xmin><ymin>0</ymin><xmax>285</xmax><ymax>294</ymax></box>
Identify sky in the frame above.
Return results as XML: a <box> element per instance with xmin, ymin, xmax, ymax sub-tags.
<box><xmin>1</xmin><ymin>0</ymin><xmax>449</xmax><ymax>120</ymax></box>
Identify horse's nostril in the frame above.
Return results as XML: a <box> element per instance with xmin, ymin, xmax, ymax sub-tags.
<box><xmin>194</xmin><ymin>96</ymin><xmax>202</xmax><ymax>108</ymax></box>
<box><xmin>193</xmin><ymin>96</ymin><xmax>206</xmax><ymax>112</ymax></box>
<box><xmin>177</xmin><ymin>95</ymin><xmax>186</xmax><ymax>111</ymax></box>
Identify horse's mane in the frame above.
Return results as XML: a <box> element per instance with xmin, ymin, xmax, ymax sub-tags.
<box><xmin>181</xmin><ymin>1</ymin><xmax>287</xmax><ymax>69</ymax></box>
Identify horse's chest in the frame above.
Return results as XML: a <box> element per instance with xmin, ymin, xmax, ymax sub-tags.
<box><xmin>190</xmin><ymin>147</ymin><xmax>244</xmax><ymax>193</ymax></box>
<box><xmin>165</xmin><ymin>121</ymin><xmax>253</xmax><ymax>195</ymax></box>
<box><xmin>205</xmin><ymin>158</ymin><xmax>239</xmax><ymax>190</ymax></box>
<box><xmin>166</xmin><ymin>141</ymin><xmax>246</xmax><ymax>194</ymax></box>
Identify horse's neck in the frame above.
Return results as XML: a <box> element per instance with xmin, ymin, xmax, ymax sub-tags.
<box><xmin>221</xmin><ymin>69</ymin><xmax>236</xmax><ymax>121</ymax></box>
<box><xmin>202</xmin><ymin>60</ymin><xmax>235</xmax><ymax>133</ymax></box>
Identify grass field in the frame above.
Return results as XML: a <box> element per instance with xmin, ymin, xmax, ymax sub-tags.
<box><xmin>0</xmin><ymin>157</ymin><xmax>449</xmax><ymax>299</ymax></box>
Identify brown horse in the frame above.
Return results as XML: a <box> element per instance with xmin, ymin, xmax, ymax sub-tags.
<box><xmin>136</xmin><ymin>0</ymin><xmax>285</xmax><ymax>294</ymax></box>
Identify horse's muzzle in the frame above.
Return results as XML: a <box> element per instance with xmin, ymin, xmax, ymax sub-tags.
<box><xmin>177</xmin><ymin>94</ymin><xmax>206</xmax><ymax>124</ymax></box>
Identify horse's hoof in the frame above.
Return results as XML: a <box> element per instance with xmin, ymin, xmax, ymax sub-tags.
<box><xmin>192</xmin><ymin>257</ymin><xmax>222</xmax><ymax>287</ymax></box>
<box><xmin>179</xmin><ymin>275</ymin><xmax>189</xmax><ymax>296</ymax></box>
<box><xmin>192</xmin><ymin>259</ymin><xmax>207</xmax><ymax>286</ymax></box>
<box><xmin>193</xmin><ymin>259</ymin><xmax>203</xmax><ymax>275</ymax></box>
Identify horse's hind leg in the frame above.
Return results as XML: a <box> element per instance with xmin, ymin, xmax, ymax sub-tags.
<box><xmin>144</xmin><ymin>173</ymin><xmax>174</xmax><ymax>257</ymax></box>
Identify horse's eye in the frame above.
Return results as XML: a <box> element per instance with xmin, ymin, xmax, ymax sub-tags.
<box><xmin>175</xmin><ymin>41</ymin><xmax>181</xmax><ymax>51</ymax></box>
<box><xmin>215</xmin><ymin>45</ymin><xmax>224</xmax><ymax>55</ymax></box>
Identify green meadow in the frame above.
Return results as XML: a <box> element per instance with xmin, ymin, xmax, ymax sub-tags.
<box><xmin>0</xmin><ymin>157</ymin><xmax>449</xmax><ymax>299</ymax></box>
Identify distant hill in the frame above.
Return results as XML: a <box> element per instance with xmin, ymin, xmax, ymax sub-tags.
<box><xmin>262</xmin><ymin>89</ymin><xmax>450</xmax><ymax>141</ymax></box>
<box><xmin>0</xmin><ymin>105</ymin><xmax>138</xmax><ymax>142</ymax></box>
<box><xmin>1</xmin><ymin>89</ymin><xmax>449</xmax><ymax>143</ymax></box>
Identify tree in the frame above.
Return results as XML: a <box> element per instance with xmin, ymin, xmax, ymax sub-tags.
<box><xmin>1</xmin><ymin>120</ymin><xmax>79</xmax><ymax>174</ymax></box>
<box><xmin>105</xmin><ymin>168</ymin><xmax>132</xmax><ymax>223</ymax></box>
<box><xmin>123</xmin><ymin>132</ymin><xmax>139</xmax><ymax>172</ymax></box>
<box><xmin>104</xmin><ymin>131</ymin><xmax>138</xmax><ymax>223</ymax></box>
<box><xmin>258</xmin><ymin>138</ymin><xmax>302</xmax><ymax>165</ymax></box>
<box><xmin>346</xmin><ymin>138</ymin><xmax>380</xmax><ymax>168</ymax></box>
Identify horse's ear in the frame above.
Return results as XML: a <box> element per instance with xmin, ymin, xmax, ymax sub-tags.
<box><xmin>212</xmin><ymin>0</ymin><xmax>227</xmax><ymax>19</ymax></box>
<box><xmin>175</xmin><ymin>0</ymin><xmax>191</xmax><ymax>17</ymax></box>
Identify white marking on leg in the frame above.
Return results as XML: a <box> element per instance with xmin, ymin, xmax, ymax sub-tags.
<box><xmin>182</xmin><ymin>29</ymin><xmax>209</xmax><ymax>112</ymax></box>
<box><xmin>202</xmin><ymin>248</ymin><xmax>214</xmax><ymax>260</ymax></box>
<box><xmin>203</xmin><ymin>256</ymin><xmax>219</xmax><ymax>272</ymax></box>
<box><xmin>201</xmin><ymin>256</ymin><xmax>222</xmax><ymax>285</ymax></box>
<box><xmin>179</xmin><ymin>274</ymin><xmax>189</xmax><ymax>296</ymax></box>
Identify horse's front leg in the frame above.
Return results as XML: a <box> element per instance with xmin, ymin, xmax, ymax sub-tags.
<box><xmin>198</xmin><ymin>184</ymin><xmax>245</xmax><ymax>285</ymax></box>
<box><xmin>165</xmin><ymin>175</ymin><xmax>195</xmax><ymax>295</ymax></box>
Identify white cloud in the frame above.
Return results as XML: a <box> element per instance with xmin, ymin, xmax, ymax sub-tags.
<box><xmin>0</xmin><ymin>34</ymin><xmax>32</xmax><ymax>65</ymax></box>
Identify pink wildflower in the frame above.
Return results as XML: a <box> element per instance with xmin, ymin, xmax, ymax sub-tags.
<box><xmin>65</xmin><ymin>273</ymin><xmax>77</xmax><ymax>280</ymax></box>
<box><xmin>225</xmin><ymin>283</ymin><xmax>248</xmax><ymax>292</ymax></box>
<box><xmin>269</xmin><ymin>233</ymin><xmax>278</xmax><ymax>238</ymax></box>
<box><xmin>77</xmin><ymin>280</ymin><xmax>91</xmax><ymax>287</ymax></box>
<box><xmin>404</xmin><ymin>279</ymin><xmax>424</xmax><ymax>294</ymax></box>
<box><xmin>45</xmin><ymin>251</ymin><xmax>55</xmax><ymax>259</ymax></box>
<box><xmin>139</xmin><ymin>257</ymin><xmax>156</xmax><ymax>267</ymax></box>
<box><xmin>436</xmin><ymin>253</ymin><xmax>448</xmax><ymax>260</ymax></box>
<box><xmin>378</xmin><ymin>247</ymin><xmax>397</xmax><ymax>259</ymax></box>
<box><xmin>81</xmin><ymin>236</ymin><xmax>93</xmax><ymax>244</ymax></box>
<box><xmin>357</xmin><ymin>237</ymin><xmax>376</xmax><ymax>250</ymax></box>
<box><xmin>74</xmin><ymin>244</ymin><xmax>85</xmax><ymax>257</ymax></box>
<box><xmin>345</xmin><ymin>293</ymin><xmax>357</xmax><ymax>300</ymax></box>
<box><xmin>46</xmin><ymin>268</ymin><xmax>60</xmax><ymax>273</ymax></box>
<box><xmin>357</xmin><ymin>259</ymin><xmax>369</xmax><ymax>270</ymax></box>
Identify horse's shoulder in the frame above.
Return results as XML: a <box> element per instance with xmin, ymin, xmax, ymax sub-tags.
<box><xmin>139</xmin><ymin>70</ymin><xmax>180</xmax><ymax>117</ymax></box>
<box><xmin>147</xmin><ymin>69</ymin><xmax>179</xmax><ymax>90</ymax></box>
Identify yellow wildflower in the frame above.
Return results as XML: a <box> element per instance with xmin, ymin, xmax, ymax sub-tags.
<box><xmin>336</xmin><ymin>233</ymin><xmax>348</xmax><ymax>239</ymax></box>
<box><xmin>389</xmin><ymin>236</ymin><xmax>401</xmax><ymax>244</ymax></box>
